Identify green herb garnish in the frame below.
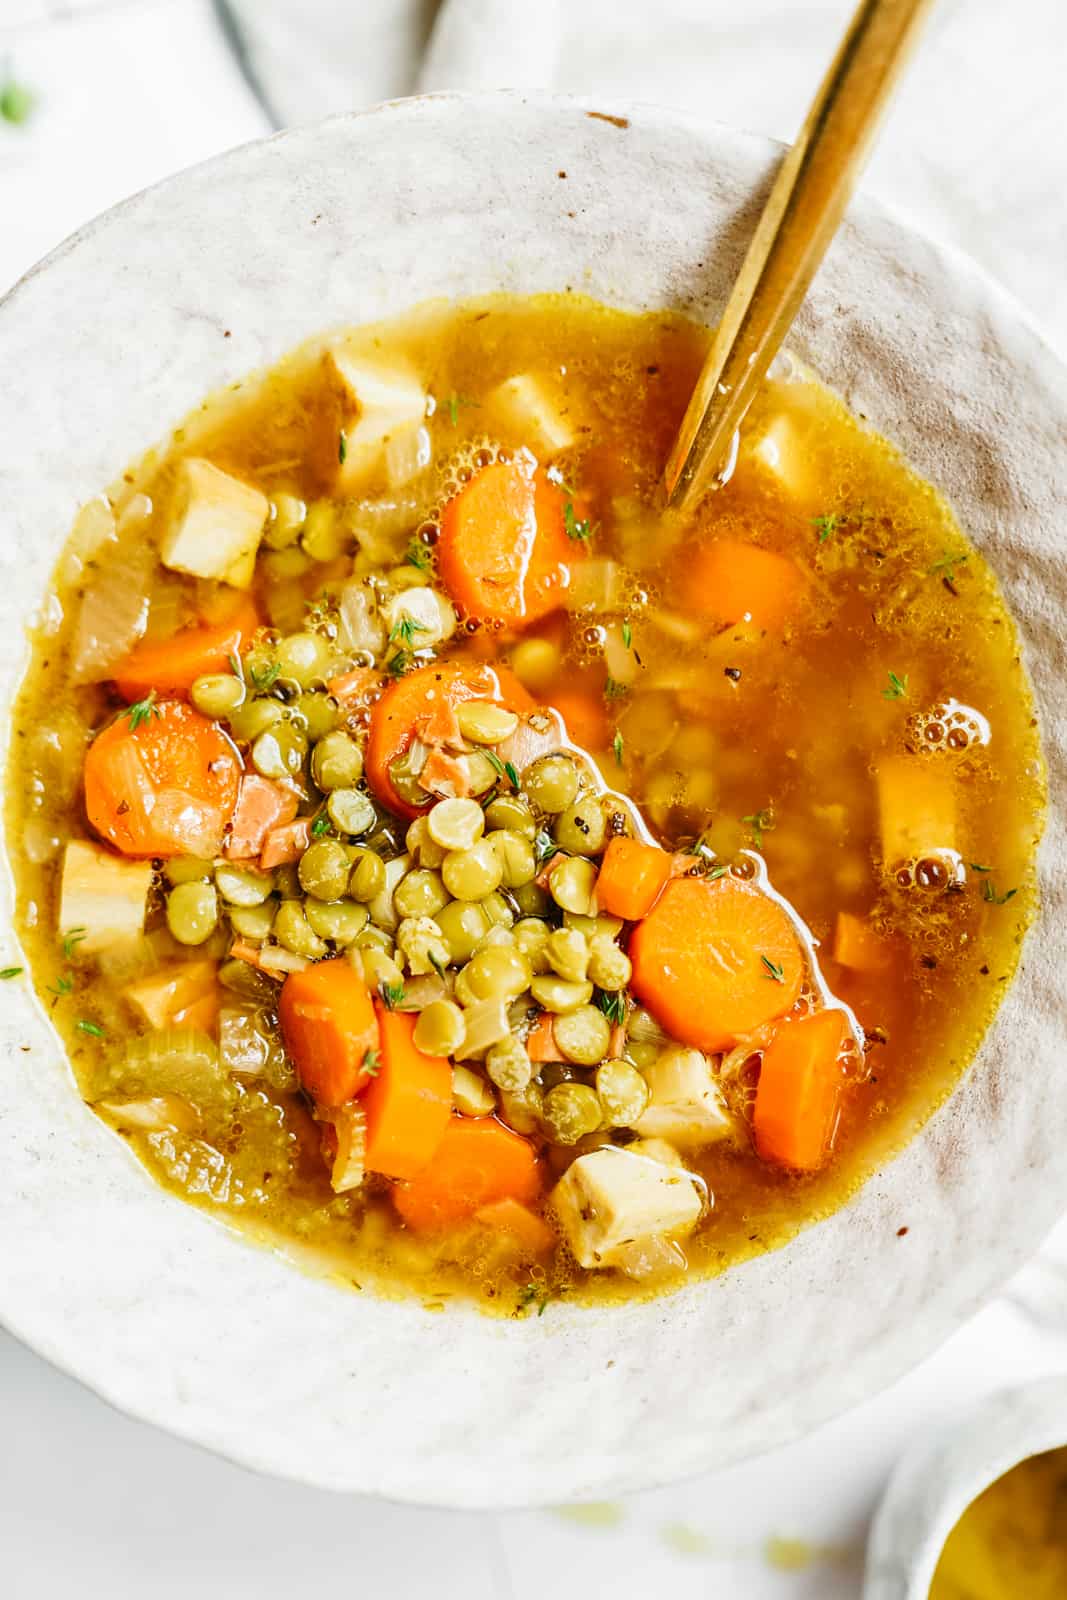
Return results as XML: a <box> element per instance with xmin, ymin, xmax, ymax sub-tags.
<box><xmin>604</xmin><ymin>676</ymin><xmax>629</xmax><ymax>702</ymax></box>
<box><xmin>882</xmin><ymin>670</ymin><xmax>909</xmax><ymax>701</ymax></box>
<box><xmin>742</xmin><ymin>808</ymin><xmax>775</xmax><ymax>850</ymax></box>
<box><xmin>248</xmin><ymin>660</ymin><xmax>281</xmax><ymax>693</ymax></box>
<box><xmin>61</xmin><ymin>927</ymin><xmax>87</xmax><ymax>961</ymax></box>
<box><xmin>125</xmin><ymin>691</ymin><xmax>161</xmax><ymax>731</ymax></box>
<box><xmin>486</xmin><ymin>750</ymin><xmax>519</xmax><ymax>790</ymax></box>
<box><xmin>310</xmin><ymin>813</ymin><xmax>333</xmax><ymax>839</ymax></box>
<box><xmin>969</xmin><ymin>862</ymin><xmax>992</xmax><ymax>874</ymax></box>
<box><xmin>389</xmin><ymin>615</ymin><xmax>431</xmax><ymax>649</ymax></box>
<box><xmin>621</xmin><ymin>621</ymin><xmax>633</xmax><ymax>650</ymax></box>
<box><xmin>361</xmin><ymin>1048</ymin><xmax>381</xmax><ymax>1077</ymax></box>
<box><xmin>982</xmin><ymin>880</ymin><xmax>1018</xmax><ymax>906</ymax></box>
<box><xmin>811</xmin><ymin>513</ymin><xmax>843</xmax><ymax>543</ymax></box>
<box><xmin>761</xmin><ymin>956</ymin><xmax>785</xmax><ymax>984</ymax></box>
<box><xmin>338</xmin><ymin>429</ymin><xmax>348</xmax><ymax>464</ymax></box>
<box><xmin>517</xmin><ymin>1282</ymin><xmax>552</xmax><ymax>1317</ymax></box>
<box><xmin>612</xmin><ymin>730</ymin><xmax>624</xmax><ymax>766</ymax></box>
<box><xmin>380</xmin><ymin>981</ymin><xmax>406</xmax><ymax>1010</ymax></box>
<box><xmin>929</xmin><ymin>551</ymin><xmax>969</xmax><ymax>581</ymax></box>
<box><xmin>534</xmin><ymin>830</ymin><xmax>558</xmax><ymax>864</ymax></box>
<box><xmin>75</xmin><ymin>1019</ymin><xmax>105</xmax><ymax>1038</ymax></box>
<box><xmin>596</xmin><ymin>990</ymin><xmax>627</xmax><ymax>1026</ymax></box>
<box><xmin>47</xmin><ymin>973</ymin><xmax>74</xmax><ymax>998</ymax></box>
<box><xmin>445</xmin><ymin>392</ymin><xmax>479</xmax><ymax>426</ymax></box>
<box><xmin>405</xmin><ymin>540</ymin><xmax>431</xmax><ymax>572</ymax></box>
<box><xmin>563</xmin><ymin>501</ymin><xmax>595</xmax><ymax>543</ymax></box>
<box><xmin>227</xmin><ymin>652</ymin><xmax>243</xmax><ymax>680</ymax></box>
<box><xmin>386</xmin><ymin>650</ymin><xmax>412</xmax><ymax>679</ymax></box>
<box><xmin>0</xmin><ymin>966</ymin><xmax>22</xmax><ymax>980</ymax></box>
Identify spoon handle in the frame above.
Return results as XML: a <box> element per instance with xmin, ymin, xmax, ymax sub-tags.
<box><xmin>661</xmin><ymin>0</ymin><xmax>937</xmax><ymax>517</ymax></box>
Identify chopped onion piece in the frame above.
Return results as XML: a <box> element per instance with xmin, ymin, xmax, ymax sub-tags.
<box><xmin>613</xmin><ymin>1235</ymin><xmax>689</xmax><ymax>1281</ymax></box>
<box><xmin>95</xmin><ymin>1093</ymin><xmax>199</xmax><ymax>1134</ymax></box>
<box><xmin>70</xmin><ymin>538</ymin><xmax>153</xmax><ymax>683</ymax></box>
<box><xmin>323</xmin><ymin>1102</ymin><xmax>367</xmax><ymax>1193</ymax></box>
<box><xmin>337</xmin><ymin>580</ymin><xmax>386</xmax><ymax>658</ymax></box>
<box><xmin>565</xmin><ymin>558</ymin><xmax>627</xmax><ymax>614</ymax></box>
<box><xmin>385</xmin><ymin>423</ymin><xmax>432</xmax><ymax>489</ymax></box>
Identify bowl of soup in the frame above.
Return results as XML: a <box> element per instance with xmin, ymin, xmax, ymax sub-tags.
<box><xmin>0</xmin><ymin>93</ymin><xmax>1064</xmax><ymax>1505</ymax></box>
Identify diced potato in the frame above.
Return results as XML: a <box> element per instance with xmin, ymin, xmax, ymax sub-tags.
<box><xmin>486</xmin><ymin>373</ymin><xmax>574</xmax><ymax>458</ymax></box>
<box><xmin>633</xmin><ymin>1046</ymin><xmax>736</xmax><ymax>1150</ymax></box>
<box><xmin>876</xmin><ymin>755</ymin><xmax>957</xmax><ymax>864</ymax></box>
<box><xmin>324</xmin><ymin>348</ymin><xmax>427</xmax><ymax>490</ymax></box>
<box><xmin>381</xmin><ymin>585</ymin><xmax>456</xmax><ymax>650</ymax></box>
<box><xmin>160</xmin><ymin>458</ymin><xmax>268</xmax><ymax>588</ymax></box>
<box><xmin>551</xmin><ymin>1146</ymin><xmax>703</xmax><ymax>1269</ymax></box>
<box><xmin>124</xmin><ymin>958</ymin><xmax>218</xmax><ymax>1030</ymax></box>
<box><xmin>60</xmin><ymin>840</ymin><xmax>152</xmax><ymax>955</ymax></box>
<box><xmin>746</xmin><ymin>413</ymin><xmax>821</xmax><ymax>511</ymax></box>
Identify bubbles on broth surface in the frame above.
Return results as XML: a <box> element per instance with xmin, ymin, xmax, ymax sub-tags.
<box><xmin>908</xmin><ymin>699</ymin><xmax>991</xmax><ymax>757</ymax></box>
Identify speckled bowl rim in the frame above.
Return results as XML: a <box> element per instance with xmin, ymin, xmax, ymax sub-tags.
<box><xmin>0</xmin><ymin>93</ymin><xmax>1065</xmax><ymax>1508</ymax></box>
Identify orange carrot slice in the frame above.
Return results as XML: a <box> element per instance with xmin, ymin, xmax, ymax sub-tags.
<box><xmin>363</xmin><ymin>1007</ymin><xmax>453</xmax><ymax>1180</ymax></box>
<box><xmin>629</xmin><ymin>876</ymin><xmax>805</xmax><ymax>1051</ymax></box>
<box><xmin>392</xmin><ymin>1115</ymin><xmax>541</xmax><ymax>1232</ymax></box>
<box><xmin>259</xmin><ymin>818</ymin><xmax>311</xmax><ymax>868</ymax></box>
<box><xmin>546</xmin><ymin>687</ymin><xmax>611</xmax><ymax>751</ymax></box>
<box><xmin>366</xmin><ymin>660</ymin><xmax>528</xmax><ymax>819</ymax></box>
<box><xmin>113</xmin><ymin>598</ymin><xmax>260</xmax><ymax>702</ymax></box>
<box><xmin>526</xmin><ymin>1012</ymin><xmax>564</xmax><ymax>1062</ymax></box>
<box><xmin>84</xmin><ymin>699</ymin><xmax>241</xmax><ymax>859</ymax></box>
<box><xmin>278</xmin><ymin>958</ymin><xmax>380</xmax><ymax>1107</ymax></box>
<box><xmin>596</xmin><ymin>837</ymin><xmax>672</xmax><ymax>921</ymax></box>
<box><xmin>689</xmin><ymin>538</ymin><xmax>803</xmax><ymax>631</ymax></box>
<box><xmin>225</xmin><ymin>774</ymin><xmax>298</xmax><ymax>860</ymax></box>
<box><xmin>437</xmin><ymin>460</ymin><xmax>582</xmax><ymax>629</ymax></box>
<box><xmin>753</xmin><ymin>1007</ymin><xmax>850</xmax><ymax>1171</ymax></box>
<box><xmin>327</xmin><ymin>666</ymin><xmax>382</xmax><ymax>705</ymax></box>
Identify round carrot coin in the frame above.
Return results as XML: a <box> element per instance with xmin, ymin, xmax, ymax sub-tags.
<box><xmin>629</xmin><ymin>875</ymin><xmax>805</xmax><ymax>1051</ymax></box>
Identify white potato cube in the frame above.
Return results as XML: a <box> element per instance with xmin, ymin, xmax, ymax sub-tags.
<box><xmin>60</xmin><ymin>840</ymin><xmax>152</xmax><ymax>955</ymax></box>
<box><xmin>746</xmin><ymin>413</ymin><xmax>821</xmax><ymax>511</ymax></box>
<box><xmin>325</xmin><ymin>349</ymin><xmax>427</xmax><ymax>490</ymax></box>
<box><xmin>551</xmin><ymin>1147</ymin><xmax>703</xmax><ymax>1270</ymax></box>
<box><xmin>633</xmin><ymin>1047</ymin><xmax>737</xmax><ymax>1150</ymax></box>
<box><xmin>487</xmin><ymin>373</ymin><xmax>574</xmax><ymax>459</ymax></box>
<box><xmin>160</xmin><ymin>458</ymin><xmax>268</xmax><ymax>588</ymax></box>
<box><xmin>380</xmin><ymin>585</ymin><xmax>456</xmax><ymax>650</ymax></box>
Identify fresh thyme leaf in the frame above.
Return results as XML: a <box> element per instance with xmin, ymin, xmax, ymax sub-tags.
<box><xmin>389</xmin><ymin>615</ymin><xmax>431</xmax><ymax>648</ymax></box>
<box><xmin>445</xmin><ymin>392</ymin><xmax>479</xmax><ymax>426</ymax></box>
<box><xmin>811</xmin><ymin>512</ymin><xmax>843</xmax><ymax>543</ymax></box>
<box><xmin>380</xmin><ymin>981</ymin><xmax>406</xmax><ymax>1010</ymax></box>
<box><xmin>0</xmin><ymin>966</ymin><xmax>22</xmax><ymax>979</ymax></box>
<box><xmin>76</xmin><ymin>1019</ymin><xmax>105</xmax><ymax>1038</ymax></box>
<box><xmin>61</xmin><ymin>927</ymin><xmax>87</xmax><ymax>961</ymax></box>
<box><xmin>47</xmin><ymin>973</ymin><xmax>74</xmax><ymax>997</ymax></box>
<box><xmin>534</xmin><ymin>830</ymin><xmax>558</xmax><ymax>864</ymax></box>
<box><xmin>361</xmin><ymin>1047</ymin><xmax>381</xmax><ymax>1077</ymax></box>
<box><xmin>249</xmin><ymin>661</ymin><xmax>281</xmax><ymax>692</ymax></box>
<box><xmin>227</xmin><ymin>652</ymin><xmax>243</xmax><ymax>680</ymax></box>
<box><xmin>596</xmin><ymin>989</ymin><xmax>627</xmax><ymax>1026</ymax></box>
<box><xmin>517</xmin><ymin>1282</ymin><xmax>551</xmax><ymax>1317</ymax></box>
<box><xmin>125</xmin><ymin>690</ymin><xmax>161</xmax><ymax>731</ymax></box>
<box><xmin>968</xmin><ymin>862</ymin><xmax>992</xmax><ymax>874</ymax></box>
<box><xmin>563</xmin><ymin>501</ymin><xmax>595</xmax><ymax>543</ymax></box>
<box><xmin>761</xmin><ymin>956</ymin><xmax>785</xmax><ymax>984</ymax></box>
<box><xmin>742</xmin><ymin>808</ymin><xmax>775</xmax><ymax>849</ymax></box>
<box><xmin>706</xmin><ymin>863</ymin><xmax>730</xmax><ymax>880</ymax></box>
<box><xmin>386</xmin><ymin>650</ymin><xmax>412</xmax><ymax>679</ymax></box>
<box><xmin>404</xmin><ymin>540</ymin><xmax>431</xmax><ymax>572</ymax></box>
<box><xmin>621</xmin><ymin>621</ymin><xmax>633</xmax><ymax>650</ymax></box>
<box><xmin>338</xmin><ymin>429</ymin><xmax>348</xmax><ymax>464</ymax></box>
<box><xmin>612</xmin><ymin>730</ymin><xmax>624</xmax><ymax>766</ymax></box>
<box><xmin>604</xmin><ymin>676</ymin><xmax>629</xmax><ymax>702</ymax></box>
<box><xmin>546</xmin><ymin>465</ymin><xmax>578</xmax><ymax>497</ymax></box>
<box><xmin>0</xmin><ymin>76</ymin><xmax>34</xmax><ymax>126</ymax></box>
<box><xmin>485</xmin><ymin>751</ymin><xmax>519</xmax><ymax>789</ymax></box>
<box><xmin>429</xmin><ymin>950</ymin><xmax>447</xmax><ymax>979</ymax></box>
<box><xmin>929</xmin><ymin>550</ymin><xmax>969</xmax><ymax>581</ymax></box>
<box><xmin>982</xmin><ymin>880</ymin><xmax>1018</xmax><ymax>906</ymax></box>
<box><xmin>882</xmin><ymin>670</ymin><xmax>909</xmax><ymax>701</ymax></box>
<box><xmin>310</xmin><ymin>813</ymin><xmax>333</xmax><ymax>838</ymax></box>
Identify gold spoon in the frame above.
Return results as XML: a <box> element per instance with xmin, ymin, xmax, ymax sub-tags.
<box><xmin>661</xmin><ymin>0</ymin><xmax>937</xmax><ymax>519</ymax></box>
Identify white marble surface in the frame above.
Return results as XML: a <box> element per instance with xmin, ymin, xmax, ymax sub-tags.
<box><xmin>1</xmin><ymin>4</ymin><xmax>1066</xmax><ymax>1597</ymax></box>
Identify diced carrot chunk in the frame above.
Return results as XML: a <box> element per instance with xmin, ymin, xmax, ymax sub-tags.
<box><xmin>279</xmin><ymin>958</ymin><xmax>380</xmax><ymax>1107</ymax></box>
<box><xmin>833</xmin><ymin>911</ymin><xmax>894</xmax><ymax>973</ymax></box>
<box><xmin>596</xmin><ymin>837</ymin><xmax>672</xmax><ymax>921</ymax></box>
<box><xmin>689</xmin><ymin>538</ymin><xmax>803</xmax><ymax>631</ymax></box>
<box><xmin>363</xmin><ymin>1008</ymin><xmax>453</xmax><ymax>1180</ymax></box>
<box><xmin>260</xmin><ymin>818</ymin><xmax>311</xmax><ymax>869</ymax></box>
<box><xmin>753</xmin><ymin>1008</ymin><xmax>851</xmax><ymax>1171</ymax></box>
<box><xmin>225</xmin><ymin>774</ymin><xmax>298</xmax><ymax>860</ymax></box>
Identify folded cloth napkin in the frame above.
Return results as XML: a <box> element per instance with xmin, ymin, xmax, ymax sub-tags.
<box><xmin>223</xmin><ymin>0</ymin><xmax>1067</xmax><ymax>356</ymax></box>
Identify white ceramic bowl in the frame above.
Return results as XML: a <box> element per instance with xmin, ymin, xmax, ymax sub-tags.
<box><xmin>865</xmin><ymin>1378</ymin><xmax>1067</xmax><ymax>1598</ymax></box>
<box><xmin>1</xmin><ymin>94</ymin><xmax>1065</xmax><ymax>1508</ymax></box>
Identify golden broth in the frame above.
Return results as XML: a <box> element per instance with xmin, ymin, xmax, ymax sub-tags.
<box><xmin>7</xmin><ymin>294</ymin><xmax>1044</xmax><ymax>1314</ymax></box>
<box><xmin>929</xmin><ymin>1446</ymin><xmax>1067</xmax><ymax>1600</ymax></box>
